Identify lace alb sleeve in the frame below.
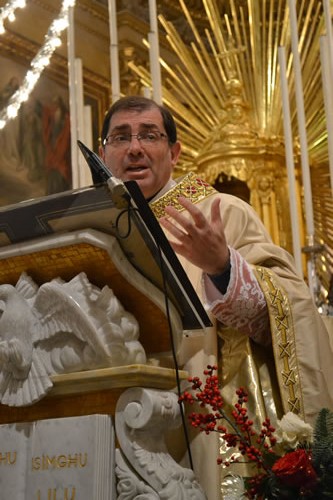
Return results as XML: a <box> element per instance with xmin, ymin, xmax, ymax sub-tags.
<box><xmin>203</xmin><ymin>247</ymin><xmax>270</xmax><ymax>345</ymax></box>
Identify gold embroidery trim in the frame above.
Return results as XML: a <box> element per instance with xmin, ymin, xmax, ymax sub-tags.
<box><xmin>254</xmin><ymin>266</ymin><xmax>304</xmax><ymax>419</ymax></box>
<box><xmin>150</xmin><ymin>172</ymin><xmax>216</xmax><ymax>219</ymax></box>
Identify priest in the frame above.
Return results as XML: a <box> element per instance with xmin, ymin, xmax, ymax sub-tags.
<box><xmin>99</xmin><ymin>95</ymin><xmax>333</xmax><ymax>499</ymax></box>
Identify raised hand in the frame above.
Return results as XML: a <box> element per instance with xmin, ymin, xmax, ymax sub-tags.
<box><xmin>159</xmin><ymin>196</ymin><xmax>230</xmax><ymax>275</ymax></box>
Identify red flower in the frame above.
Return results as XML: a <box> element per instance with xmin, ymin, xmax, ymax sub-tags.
<box><xmin>272</xmin><ymin>449</ymin><xmax>317</xmax><ymax>490</ymax></box>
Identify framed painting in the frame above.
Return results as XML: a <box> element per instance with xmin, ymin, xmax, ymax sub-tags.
<box><xmin>0</xmin><ymin>32</ymin><xmax>110</xmax><ymax>208</ymax></box>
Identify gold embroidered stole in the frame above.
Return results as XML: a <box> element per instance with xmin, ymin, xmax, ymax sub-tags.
<box><xmin>150</xmin><ymin>172</ymin><xmax>216</xmax><ymax>218</ymax></box>
<box><xmin>254</xmin><ymin>266</ymin><xmax>305</xmax><ymax>419</ymax></box>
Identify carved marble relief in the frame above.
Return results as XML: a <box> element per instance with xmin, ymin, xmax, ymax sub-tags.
<box><xmin>115</xmin><ymin>387</ymin><xmax>206</xmax><ymax>499</ymax></box>
<box><xmin>0</xmin><ymin>271</ymin><xmax>146</xmax><ymax>407</ymax></box>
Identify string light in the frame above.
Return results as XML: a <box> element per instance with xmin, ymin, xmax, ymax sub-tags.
<box><xmin>0</xmin><ymin>0</ymin><xmax>27</xmax><ymax>34</ymax></box>
<box><xmin>0</xmin><ymin>0</ymin><xmax>76</xmax><ymax>130</ymax></box>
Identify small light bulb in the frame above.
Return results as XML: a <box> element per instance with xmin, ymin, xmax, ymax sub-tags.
<box><xmin>7</xmin><ymin>104</ymin><xmax>18</xmax><ymax>118</ymax></box>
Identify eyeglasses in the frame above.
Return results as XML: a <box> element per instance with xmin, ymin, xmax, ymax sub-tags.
<box><xmin>103</xmin><ymin>130</ymin><xmax>168</xmax><ymax>148</ymax></box>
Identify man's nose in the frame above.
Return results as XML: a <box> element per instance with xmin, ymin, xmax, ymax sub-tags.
<box><xmin>127</xmin><ymin>135</ymin><xmax>144</xmax><ymax>153</ymax></box>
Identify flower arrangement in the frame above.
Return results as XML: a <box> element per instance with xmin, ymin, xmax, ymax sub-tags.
<box><xmin>179</xmin><ymin>365</ymin><xmax>333</xmax><ymax>499</ymax></box>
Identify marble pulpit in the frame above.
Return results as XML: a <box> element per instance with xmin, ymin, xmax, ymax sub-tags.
<box><xmin>0</xmin><ymin>183</ymin><xmax>210</xmax><ymax>499</ymax></box>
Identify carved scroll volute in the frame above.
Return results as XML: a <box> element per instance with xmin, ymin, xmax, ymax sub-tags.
<box><xmin>115</xmin><ymin>387</ymin><xmax>206</xmax><ymax>499</ymax></box>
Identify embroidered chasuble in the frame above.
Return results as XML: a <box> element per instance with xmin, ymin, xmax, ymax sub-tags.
<box><xmin>150</xmin><ymin>173</ymin><xmax>333</xmax><ymax>500</ymax></box>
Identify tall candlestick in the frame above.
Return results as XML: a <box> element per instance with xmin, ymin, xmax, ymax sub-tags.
<box><xmin>323</xmin><ymin>0</ymin><xmax>333</xmax><ymax>80</ymax></box>
<box><xmin>320</xmin><ymin>36</ymin><xmax>333</xmax><ymax>196</ymax></box>
<box><xmin>278</xmin><ymin>46</ymin><xmax>303</xmax><ymax>277</ymax></box>
<box><xmin>143</xmin><ymin>86</ymin><xmax>152</xmax><ymax>98</ymax></box>
<box><xmin>287</xmin><ymin>0</ymin><xmax>315</xmax><ymax>239</ymax></box>
<box><xmin>67</xmin><ymin>5</ymin><xmax>79</xmax><ymax>189</ymax></box>
<box><xmin>148</xmin><ymin>0</ymin><xmax>158</xmax><ymax>33</ymax></box>
<box><xmin>82</xmin><ymin>104</ymin><xmax>93</xmax><ymax>186</ymax></box>
<box><xmin>75</xmin><ymin>57</ymin><xmax>89</xmax><ymax>188</ymax></box>
<box><xmin>108</xmin><ymin>0</ymin><xmax>120</xmax><ymax>102</ymax></box>
<box><xmin>322</xmin><ymin>0</ymin><xmax>333</xmax><ymax>196</ymax></box>
<box><xmin>148</xmin><ymin>0</ymin><xmax>162</xmax><ymax>104</ymax></box>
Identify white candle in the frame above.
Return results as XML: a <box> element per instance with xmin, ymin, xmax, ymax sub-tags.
<box><xmin>108</xmin><ymin>0</ymin><xmax>120</xmax><ymax>102</ymax></box>
<box><xmin>322</xmin><ymin>0</ymin><xmax>333</xmax><ymax>196</ymax></box>
<box><xmin>287</xmin><ymin>0</ymin><xmax>315</xmax><ymax>238</ymax></box>
<box><xmin>75</xmin><ymin>57</ymin><xmax>87</xmax><ymax>188</ymax></box>
<box><xmin>148</xmin><ymin>0</ymin><xmax>162</xmax><ymax>104</ymax></box>
<box><xmin>323</xmin><ymin>0</ymin><xmax>333</xmax><ymax>79</ymax></box>
<box><xmin>82</xmin><ymin>104</ymin><xmax>94</xmax><ymax>187</ymax></box>
<box><xmin>320</xmin><ymin>36</ymin><xmax>333</xmax><ymax>196</ymax></box>
<box><xmin>278</xmin><ymin>46</ymin><xmax>303</xmax><ymax>277</ymax></box>
<box><xmin>67</xmin><ymin>5</ymin><xmax>79</xmax><ymax>189</ymax></box>
<box><xmin>149</xmin><ymin>0</ymin><xmax>158</xmax><ymax>33</ymax></box>
<box><xmin>143</xmin><ymin>86</ymin><xmax>152</xmax><ymax>98</ymax></box>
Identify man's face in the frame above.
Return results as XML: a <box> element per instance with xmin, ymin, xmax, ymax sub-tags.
<box><xmin>99</xmin><ymin>107</ymin><xmax>181</xmax><ymax>199</ymax></box>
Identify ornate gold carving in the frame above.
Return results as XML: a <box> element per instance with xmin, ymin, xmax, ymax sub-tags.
<box><xmin>257</xmin><ymin>175</ymin><xmax>273</xmax><ymax>204</ymax></box>
<box><xmin>200</xmin><ymin>78</ymin><xmax>259</xmax><ymax>151</ymax></box>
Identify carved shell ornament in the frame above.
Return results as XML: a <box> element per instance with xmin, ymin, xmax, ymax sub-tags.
<box><xmin>0</xmin><ymin>272</ymin><xmax>146</xmax><ymax>407</ymax></box>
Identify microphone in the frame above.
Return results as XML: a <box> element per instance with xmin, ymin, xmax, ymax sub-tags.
<box><xmin>77</xmin><ymin>140</ymin><xmax>130</xmax><ymax>209</ymax></box>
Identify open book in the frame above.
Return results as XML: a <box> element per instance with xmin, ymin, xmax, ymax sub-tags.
<box><xmin>0</xmin><ymin>415</ymin><xmax>115</xmax><ymax>499</ymax></box>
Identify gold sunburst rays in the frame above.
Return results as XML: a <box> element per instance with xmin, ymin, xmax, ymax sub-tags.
<box><xmin>226</xmin><ymin>0</ymin><xmax>323</xmax><ymax>136</ymax></box>
<box><xmin>128</xmin><ymin>2</ymin><xmax>328</xmax><ymax>166</ymax></box>
<box><xmin>159</xmin><ymin>18</ymin><xmax>225</xmax><ymax>122</ymax></box>
<box><xmin>127</xmin><ymin>1</ymin><xmax>329</xmax><ymax>177</ymax></box>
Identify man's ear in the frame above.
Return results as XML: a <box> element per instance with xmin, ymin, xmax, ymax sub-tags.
<box><xmin>170</xmin><ymin>141</ymin><xmax>181</xmax><ymax>168</ymax></box>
